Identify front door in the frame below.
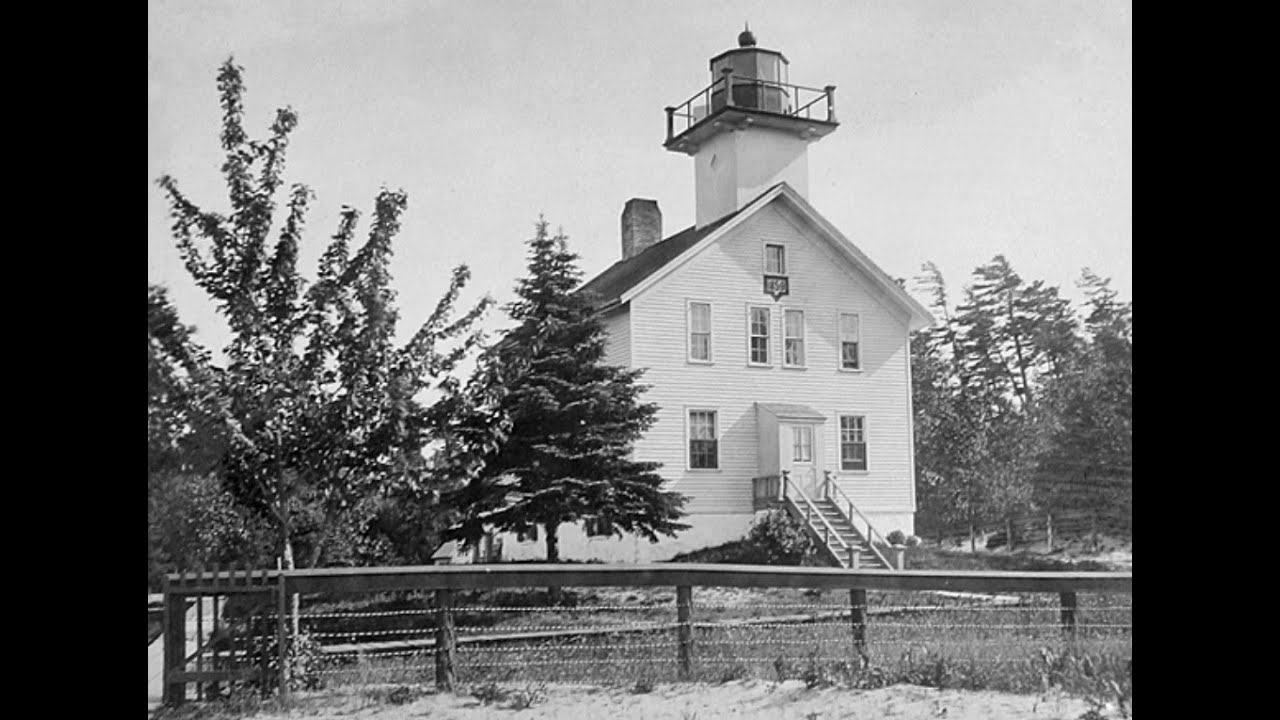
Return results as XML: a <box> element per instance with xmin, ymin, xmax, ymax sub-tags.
<box><xmin>782</xmin><ymin>423</ymin><xmax>823</xmax><ymax>498</ymax></box>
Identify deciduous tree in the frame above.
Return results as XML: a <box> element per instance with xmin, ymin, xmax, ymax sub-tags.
<box><xmin>154</xmin><ymin>58</ymin><xmax>491</xmax><ymax>574</ymax></box>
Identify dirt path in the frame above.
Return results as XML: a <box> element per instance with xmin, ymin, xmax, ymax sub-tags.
<box><xmin>240</xmin><ymin>680</ymin><xmax>1122</xmax><ymax>719</ymax></box>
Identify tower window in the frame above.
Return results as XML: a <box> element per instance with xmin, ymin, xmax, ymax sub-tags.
<box><xmin>765</xmin><ymin>244</ymin><xmax>787</xmax><ymax>275</ymax></box>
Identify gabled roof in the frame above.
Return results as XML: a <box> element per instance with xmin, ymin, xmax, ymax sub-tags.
<box><xmin>577</xmin><ymin>209</ymin><xmax>741</xmax><ymax>311</ymax></box>
<box><xmin>578</xmin><ymin>183</ymin><xmax>935</xmax><ymax>331</ymax></box>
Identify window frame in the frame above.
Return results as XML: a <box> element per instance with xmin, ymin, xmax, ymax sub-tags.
<box><xmin>838</xmin><ymin>414</ymin><xmax>869</xmax><ymax>472</ymax></box>
<box><xmin>838</xmin><ymin>312</ymin><xmax>862</xmax><ymax>372</ymax></box>
<box><xmin>686</xmin><ymin>408</ymin><xmax>720</xmax><ymax>471</ymax></box>
<box><xmin>763</xmin><ymin>243</ymin><xmax>787</xmax><ymax>275</ymax></box>
<box><xmin>782</xmin><ymin>308</ymin><xmax>806</xmax><ymax>368</ymax></box>
<box><xmin>585</xmin><ymin>517</ymin><xmax>614</xmax><ymax>538</ymax></box>
<box><xmin>792</xmin><ymin>425</ymin><xmax>813</xmax><ymax>463</ymax></box>
<box><xmin>746</xmin><ymin>304</ymin><xmax>772</xmax><ymax>367</ymax></box>
<box><xmin>686</xmin><ymin>299</ymin><xmax>713</xmax><ymax>364</ymax></box>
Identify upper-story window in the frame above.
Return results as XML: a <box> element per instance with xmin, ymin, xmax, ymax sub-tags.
<box><xmin>748</xmin><ymin>306</ymin><xmax>771</xmax><ymax>365</ymax></box>
<box><xmin>765</xmin><ymin>244</ymin><xmax>787</xmax><ymax>275</ymax></box>
<box><xmin>783</xmin><ymin>309</ymin><xmax>806</xmax><ymax>367</ymax></box>
<box><xmin>839</xmin><ymin>313</ymin><xmax>861</xmax><ymax>371</ymax></box>
<box><xmin>688</xmin><ymin>301</ymin><xmax>712</xmax><ymax>362</ymax></box>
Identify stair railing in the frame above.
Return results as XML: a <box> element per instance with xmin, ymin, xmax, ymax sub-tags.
<box><xmin>780</xmin><ymin>472</ymin><xmax>858</xmax><ymax>565</ymax></box>
<box><xmin>821</xmin><ymin>471</ymin><xmax>894</xmax><ymax>570</ymax></box>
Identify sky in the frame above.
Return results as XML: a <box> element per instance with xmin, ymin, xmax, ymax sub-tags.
<box><xmin>148</xmin><ymin>0</ymin><xmax>1131</xmax><ymax>356</ymax></box>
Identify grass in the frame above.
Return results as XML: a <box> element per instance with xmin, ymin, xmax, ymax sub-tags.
<box><xmin>902</xmin><ymin>544</ymin><xmax>1116</xmax><ymax>572</ymax></box>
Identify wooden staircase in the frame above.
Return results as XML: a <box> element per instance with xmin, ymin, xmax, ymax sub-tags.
<box><xmin>753</xmin><ymin>471</ymin><xmax>899</xmax><ymax>570</ymax></box>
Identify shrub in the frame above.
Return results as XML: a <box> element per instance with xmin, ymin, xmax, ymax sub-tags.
<box><xmin>747</xmin><ymin>510</ymin><xmax>817</xmax><ymax>565</ymax></box>
<box><xmin>886</xmin><ymin>530</ymin><xmax>907</xmax><ymax>546</ymax></box>
<box><xmin>905</xmin><ymin>534</ymin><xmax>922</xmax><ymax>547</ymax></box>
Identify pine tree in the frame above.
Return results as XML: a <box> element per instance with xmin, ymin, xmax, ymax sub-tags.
<box><xmin>448</xmin><ymin>218</ymin><xmax>688</xmax><ymax>562</ymax></box>
<box><xmin>1034</xmin><ymin>269</ymin><xmax>1132</xmax><ymax>524</ymax></box>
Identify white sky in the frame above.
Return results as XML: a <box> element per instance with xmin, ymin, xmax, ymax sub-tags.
<box><xmin>149</xmin><ymin>0</ymin><xmax>1131</xmax><ymax>355</ymax></box>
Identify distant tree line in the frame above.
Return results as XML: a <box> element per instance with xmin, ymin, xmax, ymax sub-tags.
<box><xmin>910</xmin><ymin>257</ymin><xmax>1132</xmax><ymax>544</ymax></box>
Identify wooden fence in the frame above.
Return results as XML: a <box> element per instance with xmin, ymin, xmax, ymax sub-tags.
<box><xmin>162</xmin><ymin>563</ymin><xmax>1132</xmax><ymax>705</ymax></box>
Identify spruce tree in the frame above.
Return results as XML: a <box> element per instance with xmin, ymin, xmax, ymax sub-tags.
<box><xmin>450</xmin><ymin>218</ymin><xmax>688</xmax><ymax>562</ymax></box>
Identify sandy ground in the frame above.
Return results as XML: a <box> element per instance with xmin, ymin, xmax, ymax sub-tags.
<box><xmin>240</xmin><ymin>680</ymin><xmax>1125</xmax><ymax>720</ymax></box>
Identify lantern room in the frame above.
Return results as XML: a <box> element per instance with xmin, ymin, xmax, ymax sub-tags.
<box><xmin>664</xmin><ymin>28</ymin><xmax>841</xmax><ymax>228</ymax></box>
<box><xmin>709</xmin><ymin>27</ymin><xmax>791</xmax><ymax>114</ymax></box>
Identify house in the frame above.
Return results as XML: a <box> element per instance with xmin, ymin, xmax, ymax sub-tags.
<box><xmin>500</xmin><ymin>29</ymin><xmax>933</xmax><ymax>566</ymax></box>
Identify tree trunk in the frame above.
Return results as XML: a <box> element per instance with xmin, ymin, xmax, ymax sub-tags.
<box><xmin>282</xmin><ymin>536</ymin><xmax>300</xmax><ymax>638</ymax></box>
<box><xmin>544</xmin><ymin>523</ymin><xmax>561</xmax><ymax>605</ymax></box>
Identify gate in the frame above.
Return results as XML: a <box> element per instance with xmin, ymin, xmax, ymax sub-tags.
<box><xmin>161</xmin><ymin>566</ymin><xmax>287</xmax><ymax>705</ymax></box>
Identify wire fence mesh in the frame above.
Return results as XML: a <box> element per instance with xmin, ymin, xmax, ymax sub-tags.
<box><xmin>283</xmin><ymin>585</ymin><xmax>1131</xmax><ymax>688</ymax></box>
<box><xmin>162</xmin><ymin>567</ymin><xmax>1132</xmax><ymax>705</ymax></box>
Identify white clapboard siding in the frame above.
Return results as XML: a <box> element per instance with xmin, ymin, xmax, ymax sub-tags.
<box><xmin>601</xmin><ymin>306</ymin><xmax>631</xmax><ymax>367</ymax></box>
<box><xmin>626</xmin><ymin>202</ymin><xmax>915</xmax><ymax>515</ymax></box>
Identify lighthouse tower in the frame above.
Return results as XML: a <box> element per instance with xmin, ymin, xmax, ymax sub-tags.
<box><xmin>664</xmin><ymin>27</ymin><xmax>839</xmax><ymax>228</ymax></box>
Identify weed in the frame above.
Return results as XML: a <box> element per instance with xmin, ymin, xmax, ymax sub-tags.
<box><xmin>718</xmin><ymin>663</ymin><xmax>749</xmax><ymax>683</ymax></box>
<box><xmin>388</xmin><ymin>684</ymin><xmax>419</xmax><ymax>705</ymax></box>
<box><xmin>507</xmin><ymin>682</ymin><xmax>548</xmax><ymax>710</ymax></box>
<box><xmin>773</xmin><ymin>655</ymin><xmax>796</xmax><ymax>682</ymax></box>
<box><xmin>470</xmin><ymin>682</ymin><xmax>509</xmax><ymax>705</ymax></box>
<box><xmin>632</xmin><ymin>677</ymin><xmax>655</xmax><ymax>694</ymax></box>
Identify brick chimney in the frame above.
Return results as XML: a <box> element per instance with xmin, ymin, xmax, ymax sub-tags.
<box><xmin>621</xmin><ymin>198</ymin><xmax>662</xmax><ymax>259</ymax></box>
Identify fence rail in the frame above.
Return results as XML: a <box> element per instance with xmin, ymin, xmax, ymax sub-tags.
<box><xmin>162</xmin><ymin>563</ymin><xmax>1131</xmax><ymax>706</ymax></box>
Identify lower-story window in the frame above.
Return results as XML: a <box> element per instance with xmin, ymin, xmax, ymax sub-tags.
<box><xmin>840</xmin><ymin>414</ymin><xmax>867</xmax><ymax>471</ymax></box>
<box><xmin>688</xmin><ymin>409</ymin><xmax>719</xmax><ymax>469</ymax></box>
<box><xmin>586</xmin><ymin>517</ymin><xmax>614</xmax><ymax>537</ymax></box>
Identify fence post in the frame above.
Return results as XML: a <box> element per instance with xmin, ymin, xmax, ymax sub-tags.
<box><xmin>665</xmin><ymin>106</ymin><xmax>675</xmax><ymax>142</ymax></box>
<box><xmin>849</xmin><ymin>588</ymin><xmax>867</xmax><ymax>661</ymax></box>
<box><xmin>210</xmin><ymin>563</ymin><xmax>221</xmax><ymax>699</ymax></box>
<box><xmin>276</xmin><ymin>567</ymin><xmax>289</xmax><ymax>698</ymax></box>
<box><xmin>1059</xmin><ymin>591</ymin><xmax>1078</xmax><ymax>641</ymax></box>
<box><xmin>1006</xmin><ymin>516</ymin><xmax>1014</xmax><ymax>552</ymax></box>
<box><xmin>435</xmin><ymin>589</ymin><xmax>456</xmax><ymax>692</ymax></box>
<box><xmin>195</xmin><ymin>567</ymin><xmax>204</xmax><ymax>701</ymax></box>
<box><xmin>1046</xmin><ymin>513</ymin><xmax>1054</xmax><ymax>552</ymax></box>
<box><xmin>163</xmin><ymin>572</ymin><xmax>187</xmax><ymax>706</ymax></box>
<box><xmin>676</xmin><ymin>585</ymin><xmax>693</xmax><ymax>680</ymax></box>
<box><xmin>825</xmin><ymin>85</ymin><xmax>837</xmax><ymax>123</ymax></box>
